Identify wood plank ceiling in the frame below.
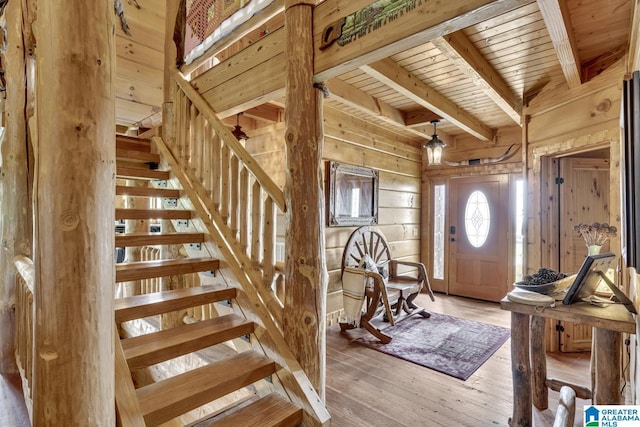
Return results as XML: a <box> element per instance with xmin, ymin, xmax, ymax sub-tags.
<box><xmin>115</xmin><ymin>0</ymin><xmax>635</xmax><ymax>144</ymax></box>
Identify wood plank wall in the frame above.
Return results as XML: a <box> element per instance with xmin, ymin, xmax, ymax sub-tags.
<box><xmin>245</xmin><ymin>105</ymin><xmax>423</xmax><ymax>322</ymax></box>
<box><xmin>524</xmin><ymin>60</ymin><xmax>625</xmax><ymax>351</ymax></box>
<box><xmin>524</xmin><ymin>60</ymin><xmax>625</xmax><ymax>277</ymax></box>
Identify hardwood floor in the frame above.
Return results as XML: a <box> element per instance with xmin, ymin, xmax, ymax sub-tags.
<box><xmin>0</xmin><ymin>293</ymin><xmax>595</xmax><ymax>426</ymax></box>
<box><xmin>326</xmin><ymin>293</ymin><xmax>592</xmax><ymax>427</ymax></box>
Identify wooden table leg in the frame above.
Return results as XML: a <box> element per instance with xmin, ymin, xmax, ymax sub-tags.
<box><xmin>530</xmin><ymin>315</ymin><xmax>548</xmax><ymax>409</ymax></box>
<box><xmin>594</xmin><ymin>328</ymin><xmax>622</xmax><ymax>404</ymax></box>
<box><xmin>510</xmin><ymin>312</ymin><xmax>532</xmax><ymax>427</ymax></box>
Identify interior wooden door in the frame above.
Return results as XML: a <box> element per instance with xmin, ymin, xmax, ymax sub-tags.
<box><xmin>558</xmin><ymin>156</ymin><xmax>610</xmax><ymax>352</ymax></box>
<box><xmin>448</xmin><ymin>175</ymin><xmax>509</xmax><ymax>302</ymax></box>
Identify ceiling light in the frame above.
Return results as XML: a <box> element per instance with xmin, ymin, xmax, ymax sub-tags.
<box><xmin>231</xmin><ymin>113</ymin><xmax>249</xmax><ymax>142</ymax></box>
<box><xmin>424</xmin><ymin>120</ymin><xmax>446</xmax><ymax>166</ymax></box>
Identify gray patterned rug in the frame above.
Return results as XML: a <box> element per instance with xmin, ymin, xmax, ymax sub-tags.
<box><xmin>354</xmin><ymin>312</ymin><xmax>510</xmax><ymax>380</ymax></box>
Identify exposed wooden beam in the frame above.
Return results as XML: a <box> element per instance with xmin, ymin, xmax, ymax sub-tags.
<box><xmin>537</xmin><ymin>0</ymin><xmax>581</xmax><ymax>88</ymax></box>
<box><xmin>431</xmin><ymin>31</ymin><xmax>522</xmax><ymax>124</ymax></box>
<box><xmin>405</xmin><ymin>110</ymin><xmax>442</xmax><ymax>128</ymax></box>
<box><xmin>243</xmin><ymin>104</ymin><xmax>283</xmax><ymax>123</ymax></box>
<box><xmin>628</xmin><ymin>0</ymin><xmax>640</xmax><ymax>74</ymax></box>
<box><xmin>327</xmin><ymin>78</ymin><xmax>430</xmax><ymax>138</ymax></box>
<box><xmin>361</xmin><ymin>59</ymin><xmax>494</xmax><ymax>141</ymax></box>
<box><xmin>313</xmin><ymin>0</ymin><xmax>534</xmax><ymax>81</ymax></box>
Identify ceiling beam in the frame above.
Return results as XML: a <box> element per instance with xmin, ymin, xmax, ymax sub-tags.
<box><xmin>361</xmin><ymin>59</ymin><xmax>494</xmax><ymax>141</ymax></box>
<box><xmin>327</xmin><ymin>78</ymin><xmax>443</xmax><ymax>139</ymax></box>
<box><xmin>431</xmin><ymin>31</ymin><xmax>522</xmax><ymax>124</ymax></box>
<box><xmin>405</xmin><ymin>110</ymin><xmax>442</xmax><ymax>128</ymax></box>
<box><xmin>313</xmin><ymin>0</ymin><xmax>534</xmax><ymax>81</ymax></box>
<box><xmin>537</xmin><ymin>0</ymin><xmax>581</xmax><ymax>88</ymax></box>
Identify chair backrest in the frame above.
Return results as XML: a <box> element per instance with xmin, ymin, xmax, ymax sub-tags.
<box><xmin>342</xmin><ymin>226</ymin><xmax>392</xmax><ymax>274</ymax></box>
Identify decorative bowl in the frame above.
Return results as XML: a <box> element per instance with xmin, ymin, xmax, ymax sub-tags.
<box><xmin>513</xmin><ymin>281</ymin><xmax>557</xmax><ymax>295</ymax></box>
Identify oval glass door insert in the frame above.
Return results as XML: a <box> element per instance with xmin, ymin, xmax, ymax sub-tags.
<box><xmin>464</xmin><ymin>190</ymin><xmax>491</xmax><ymax>248</ymax></box>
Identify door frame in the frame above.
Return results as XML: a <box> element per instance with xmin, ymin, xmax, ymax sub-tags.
<box><xmin>537</xmin><ymin>141</ymin><xmax>615</xmax><ymax>352</ymax></box>
<box><xmin>426</xmin><ymin>172</ymin><xmax>520</xmax><ymax>297</ymax></box>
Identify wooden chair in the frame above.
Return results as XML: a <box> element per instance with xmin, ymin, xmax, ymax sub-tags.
<box><xmin>340</xmin><ymin>226</ymin><xmax>435</xmax><ymax>343</ymax></box>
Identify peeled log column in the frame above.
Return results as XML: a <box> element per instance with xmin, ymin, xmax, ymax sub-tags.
<box><xmin>33</xmin><ymin>1</ymin><xmax>115</xmax><ymax>424</ymax></box>
<box><xmin>0</xmin><ymin>0</ymin><xmax>31</xmax><ymax>375</ymax></box>
<box><xmin>283</xmin><ymin>0</ymin><xmax>328</xmax><ymax>400</ymax></box>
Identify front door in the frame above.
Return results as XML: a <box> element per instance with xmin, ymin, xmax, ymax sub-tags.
<box><xmin>448</xmin><ymin>175</ymin><xmax>510</xmax><ymax>302</ymax></box>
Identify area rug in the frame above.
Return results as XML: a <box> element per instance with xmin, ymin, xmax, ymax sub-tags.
<box><xmin>354</xmin><ymin>312</ymin><xmax>510</xmax><ymax>380</ymax></box>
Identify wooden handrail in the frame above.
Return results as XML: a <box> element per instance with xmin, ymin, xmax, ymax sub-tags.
<box><xmin>152</xmin><ymin>134</ymin><xmax>329</xmax><ymax>425</ymax></box>
<box><xmin>172</xmin><ymin>69</ymin><xmax>286</xmax><ymax>212</ymax></box>
<box><xmin>13</xmin><ymin>255</ymin><xmax>34</xmax><ymax>293</ymax></box>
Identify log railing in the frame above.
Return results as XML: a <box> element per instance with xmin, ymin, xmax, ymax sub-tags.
<box><xmin>165</xmin><ymin>69</ymin><xmax>286</xmax><ymax>325</ymax></box>
<box><xmin>152</xmin><ymin>69</ymin><xmax>330</xmax><ymax>426</ymax></box>
<box><xmin>13</xmin><ymin>255</ymin><xmax>35</xmax><ymax>422</ymax></box>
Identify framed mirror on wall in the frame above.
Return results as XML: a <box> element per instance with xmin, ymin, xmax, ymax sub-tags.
<box><xmin>327</xmin><ymin>161</ymin><xmax>379</xmax><ymax>227</ymax></box>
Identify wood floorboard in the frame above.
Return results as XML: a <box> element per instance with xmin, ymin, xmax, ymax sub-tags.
<box><xmin>326</xmin><ymin>293</ymin><xmax>591</xmax><ymax>427</ymax></box>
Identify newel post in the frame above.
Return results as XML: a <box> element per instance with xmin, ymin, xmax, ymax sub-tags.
<box><xmin>283</xmin><ymin>0</ymin><xmax>328</xmax><ymax>400</ymax></box>
<box><xmin>0</xmin><ymin>0</ymin><xmax>31</xmax><ymax>375</ymax></box>
<box><xmin>33</xmin><ymin>1</ymin><xmax>115</xmax><ymax>424</ymax></box>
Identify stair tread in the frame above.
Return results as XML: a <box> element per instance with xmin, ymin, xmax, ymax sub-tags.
<box><xmin>116</xmin><ymin>166</ymin><xmax>169</xmax><ymax>180</ymax></box>
<box><xmin>115</xmin><ymin>232</ymin><xmax>205</xmax><ymax>247</ymax></box>
<box><xmin>115</xmin><ymin>208</ymin><xmax>194</xmax><ymax>220</ymax></box>
<box><xmin>115</xmin><ymin>185</ymin><xmax>180</xmax><ymax>198</ymax></box>
<box><xmin>116</xmin><ymin>148</ymin><xmax>160</xmax><ymax>164</ymax></box>
<box><xmin>122</xmin><ymin>314</ymin><xmax>255</xmax><ymax>370</ymax></box>
<box><xmin>116</xmin><ymin>135</ymin><xmax>152</xmax><ymax>152</ymax></box>
<box><xmin>206</xmin><ymin>393</ymin><xmax>302</xmax><ymax>427</ymax></box>
<box><xmin>115</xmin><ymin>285</ymin><xmax>236</xmax><ymax>323</ymax></box>
<box><xmin>115</xmin><ymin>257</ymin><xmax>219</xmax><ymax>283</ymax></box>
<box><xmin>136</xmin><ymin>351</ymin><xmax>276</xmax><ymax>426</ymax></box>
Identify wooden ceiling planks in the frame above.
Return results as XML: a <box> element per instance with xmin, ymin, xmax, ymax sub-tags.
<box><xmin>111</xmin><ymin>0</ymin><xmax>634</xmax><ymax>140</ymax></box>
<box><xmin>568</xmin><ymin>0</ymin><xmax>632</xmax><ymax>64</ymax></box>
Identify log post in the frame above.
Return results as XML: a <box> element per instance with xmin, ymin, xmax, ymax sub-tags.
<box><xmin>0</xmin><ymin>0</ymin><xmax>32</xmax><ymax>374</ymax></box>
<box><xmin>33</xmin><ymin>1</ymin><xmax>115</xmax><ymax>424</ymax></box>
<box><xmin>283</xmin><ymin>0</ymin><xmax>328</xmax><ymax>400</ymax></box>
<box><xmin>593</xmin><ymin>328</ymin><xmax>623</xmax><ymax>404</ymax></box>
<box><xmin>510</xmin><ymin>312</ymin><xmax>532</xmax><ymax>427</ymax></box>
<box><xmin>530</xmin><ymin>315</ymin><xmax>548</xmax><ymax>409</ymax></box>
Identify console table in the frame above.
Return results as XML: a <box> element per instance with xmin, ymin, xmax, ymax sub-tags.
<box><xmin>500</xmin><ymin>297</ymin><xmax>636</xmax><ymax>427</ymax></box>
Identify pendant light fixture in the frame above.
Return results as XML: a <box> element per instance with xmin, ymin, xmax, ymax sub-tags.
<box><xmin>231</xmin><ymin>112</ymin><xmax>249</xmax><ymax>142</ymax></box>
<box><xmin>424</xmin><ymin>120</ymin><xmax>445</xmax><ymax>166</ymax></box>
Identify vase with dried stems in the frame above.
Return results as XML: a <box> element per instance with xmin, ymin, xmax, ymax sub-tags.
<box><xmin>573</xmin><ymin>222</ymin><xmax>617</xmax><ymax>256</ymax></box>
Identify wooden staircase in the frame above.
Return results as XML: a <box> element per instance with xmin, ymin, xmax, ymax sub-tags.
<box><xmin>113</xmin><ymin>134</ymin><xmax>303</xmax><ymax>426</ymax></box>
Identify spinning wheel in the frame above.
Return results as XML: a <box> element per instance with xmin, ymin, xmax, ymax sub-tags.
<box><xmin>340</xmin><ymin>226</ymin><xmax>435</xmax><ymax>343</ymax></box>
<box><xmin>342</xmin><ymin>226</ymin><xmax>392</xmax><ymax>271</ymax></box>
